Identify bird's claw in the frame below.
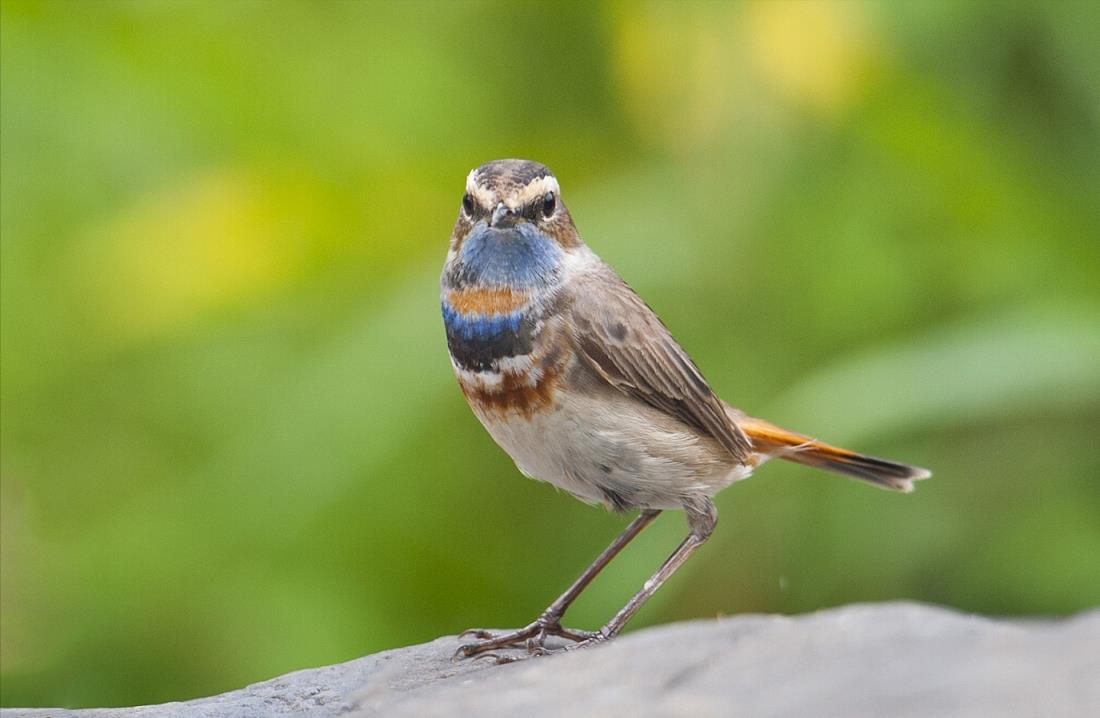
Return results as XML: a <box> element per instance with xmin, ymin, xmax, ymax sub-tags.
<box><xmin>453</xmin><ymin>617</ymin><xmax>595</xmax><ymax>662</ymax></box>
<box><xmin>563</xmin><ymin>631</ymin><xmax>610</xmax><ymax>652</ymax></box>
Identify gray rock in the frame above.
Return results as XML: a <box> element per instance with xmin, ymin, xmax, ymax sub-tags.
<box><xmin>6</xmin><ymin>603</ymin><xmax>1097</xmax><ymax>718</ymax></box>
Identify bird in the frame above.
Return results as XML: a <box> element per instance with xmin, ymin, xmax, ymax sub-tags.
<box><xmin>440</xmin><ymin>159</ymin><xmax>930</xmax><ymax>660</ymax></box>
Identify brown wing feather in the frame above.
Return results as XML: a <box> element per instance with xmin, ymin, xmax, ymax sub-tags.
<box><xmin>570</xmin><ymin>265</ymin><xmax>752</xmax><ymax>464</ymax></box>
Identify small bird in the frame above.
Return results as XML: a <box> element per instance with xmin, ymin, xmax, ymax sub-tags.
<box><xmin>441</xmin><ymin>159</ymin><xmax>930</xmax><ymax>660</ymax></box>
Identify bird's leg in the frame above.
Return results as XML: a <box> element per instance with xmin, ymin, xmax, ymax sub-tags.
<box><xmin>455</xmin><ymin>509</ymin><xmax>661</xmax><ymax>660</ymax></box>
<box><xmin>539</xmin><ymin>508</ymin><xmax>662</xmax><ymax>629</ymax></box>
<box><xmin>571</xmin><ymin>499</ymin><xmax>717</xmax><ymax>649</ymax></box>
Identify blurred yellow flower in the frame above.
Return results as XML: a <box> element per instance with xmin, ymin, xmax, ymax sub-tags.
<box><xmin>73</xmin><ymin>168</ymin><xmax>319</xmax><ymax>342</ymax></box>
<box><xmin>612</xmin><ymin>1</ymin><xmax>878</xmax><ymax>153</ymax></box>
<box><xmin>744</xmin><ymin>0</ymin><xmax>878</xmax><ymax>116</ymax></box>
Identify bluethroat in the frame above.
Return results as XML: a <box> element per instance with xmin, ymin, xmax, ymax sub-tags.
<box><xmin>441</xmin><ymin>159</ymin><xmax>930</xmax><ymax>660</ymax></box>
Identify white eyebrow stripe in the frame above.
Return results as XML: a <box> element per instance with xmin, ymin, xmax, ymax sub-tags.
<box><xmin>513</xmin><ymin>175</ymin><xmax>561</xmax><ymax>207</ymax></box>
<box><xmin>465</xmin><ymin>170</ymin><xmax>561</xmax><ymax>212</ymax></box>
<box><xmin>466</xmin><ymin>170</ymin><xmax>497</xmax><ymax>209</ymax></box>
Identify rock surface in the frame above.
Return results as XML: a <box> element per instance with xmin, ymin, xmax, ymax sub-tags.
<box><xmin>5</xmin><ymin>603</ymin><xmax>1097</xmax><ymax>718</ymax></box>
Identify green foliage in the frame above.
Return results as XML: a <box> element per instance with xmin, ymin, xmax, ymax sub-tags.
<box><xmin>2</xmin><ymin>0</ymin><xmax>1098</xmax><ymax>708</ymax></box>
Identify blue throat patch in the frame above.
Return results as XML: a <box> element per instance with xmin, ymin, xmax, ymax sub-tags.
<box><xmin>441</xmin><ymin>223</ymin><xmax>562</xmax><ymax>371</ymax></box>
<box><xmin>453</xmin><ymin>224</ymin><xmax>564</xmax><ymax>288</ymax></box>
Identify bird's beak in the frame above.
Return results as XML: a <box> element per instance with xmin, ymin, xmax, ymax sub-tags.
<box><xmin>491</xmin><ymin>202</ymin><xmax>519</xmax><ymax>228</ymax></box>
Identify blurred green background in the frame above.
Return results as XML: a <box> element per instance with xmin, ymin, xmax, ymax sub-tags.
<box><xmin>2</xmin><ymin>0</ymin><xmax>1098</xmax><ymax>708</ymax></box>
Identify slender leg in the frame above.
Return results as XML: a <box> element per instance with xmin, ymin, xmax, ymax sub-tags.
<box><xmin>455</xmin><ymin>509</ymin><xmax>661</xmax><ymax>659</ymax></box>
<box><xmin>575</xmin><ymin>499</ymin><xmax>717</xmax><ymax>646</ymax></box>
<box><xmin>543</xmin><ymin>509</ymin><xmax>661</xmax><ymax>624</ymax></box>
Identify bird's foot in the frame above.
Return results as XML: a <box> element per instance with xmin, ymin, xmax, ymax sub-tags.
<box><xmin>453</xmin><ymin>617</ymin><xmax>596</xmax><ymax>662</ymax></box>
<box><xmin>563</xmin><ymin>631</ymin><xmax>611</xmax><ymax>652</ymax></box>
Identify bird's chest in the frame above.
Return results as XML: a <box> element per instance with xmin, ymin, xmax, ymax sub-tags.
<box><xmin>441</xmin><ymin>237</ymin><xmax>581</xmax><ymax>486</ymax></box>
<box><xmin>442</xmin><ymin>286</ymin><xmax>538</xmax><ymax>373</ymax></box>
<box><xmin>442</xmin><ymin>284</ymin><xmax>571</xmax><ymax>419</ymax></box>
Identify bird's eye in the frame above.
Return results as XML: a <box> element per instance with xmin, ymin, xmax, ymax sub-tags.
<box><xmin>541</xmin><ymin>192</ymin><xmax>556</xmax><ymax>218</ymax></box>
<box><xmin>461</xmin><ymin>193</ymin><xmax>474</xmax><ymax>216</ymax></box>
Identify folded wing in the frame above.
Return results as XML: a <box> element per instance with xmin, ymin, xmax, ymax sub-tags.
<box><xmin>569</xmin><ymin>265</ymin><xmax>753</xmax><ymax>465</ymax></box>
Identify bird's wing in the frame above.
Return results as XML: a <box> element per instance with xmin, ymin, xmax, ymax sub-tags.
<box><xmin>569</xmin><ymin>264</ymin><xmax>752</xmax><ymax>464</ymax></box>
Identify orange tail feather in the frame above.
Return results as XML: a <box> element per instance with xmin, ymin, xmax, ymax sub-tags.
<box><xmin>739</xmin><ymin>417</ymin><xmax>931</xmax><ymax>493</ymax></box>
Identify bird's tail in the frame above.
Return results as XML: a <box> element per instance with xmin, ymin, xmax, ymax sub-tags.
<box><xmin>737</xmin><ymin>416</ymin><xmax>931</xmax><ymax>493</ymax></box>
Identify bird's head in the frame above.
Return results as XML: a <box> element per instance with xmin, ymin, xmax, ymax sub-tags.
<box><xmin>450</xmin><ymin>159</ymin><xmax>581</xmax><ymax>253</ymax></box>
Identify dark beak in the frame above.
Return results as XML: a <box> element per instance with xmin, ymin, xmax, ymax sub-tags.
<box><xmin>490</xmin><ymin>202</ymin><xmax>519</xmax><ymax>228</ymax></box>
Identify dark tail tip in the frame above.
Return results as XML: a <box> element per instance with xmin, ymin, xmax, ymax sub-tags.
<box><xmin>737</xmin><ymin>415</ymin><xmax>931</xmax><ymax>492</ymax></box>
<box><xmin>803</xmin><ymin>450</ymin><xmax>932</xmax><ymax>492</ymax></box>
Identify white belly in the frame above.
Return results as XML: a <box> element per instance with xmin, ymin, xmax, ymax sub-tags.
<box><xmin>469</xmin><ymin>384</ymin><xmax>754</xmax><ymax>511</ymax></box>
